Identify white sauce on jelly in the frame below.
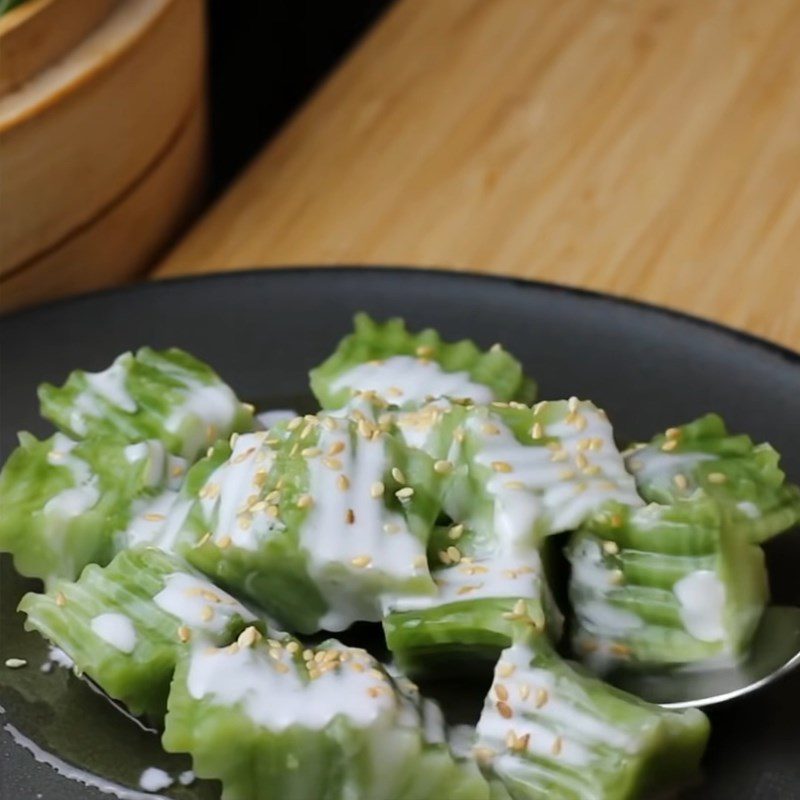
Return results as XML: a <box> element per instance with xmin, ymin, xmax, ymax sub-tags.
<box><xmin>166</xmin><ymin>381</ymin><xmax>241</xmax><ymax>459</ymax></box>
<box><xmin>154</xmin><ymin>572</ymin><xmax>256</xmax><ymax>634</ymax></box>
<box><xmin>302</xmin><ymin>419</ymin><xmax>434</xmax><ymax>630</ymax></box>
<box><xmin>90</xmin><ymin>613</ymin><xmax>137</xmax><ymax>653</ymax></box>
<box><xmin>187</xmin><ymin>643</ymin><xmax>396</xmax><ymax>731</ymax></box>
<box><xmin>85</xmin><ymin>358</ymin><xmax>137</xmax><ymax>413</ymax></box>
<box><xmin>139</xmin><ymin>767</ymin><xmax>173</xmax><ymax>792</ymax></box>
<box><xmin>469</xmin><ymin>402</ymin><xmax>642</xmax><ymax>545</ymax></box>
<box><xmin>673</xmin><ymin>570</ymin><xmax>726</xmax><ymax>642</ymax></box>
<box><xmin>124</xmin><ymin>491</ymin><xmax>191</xmax><ymax>551</ymax></box>
<box><xmin>256</xmin><ymin>409</ymin><xmax>298</xmax><ymax>430</ymax></box>
<box><xmin>331</xmin><ymin>356</ymin><xmax>494</xmax><ymax>406</ymax></box>
<box><xmin>44</xmin><ymin>434</ymin><xmax>100</xmax><ymax>521</ymax></box>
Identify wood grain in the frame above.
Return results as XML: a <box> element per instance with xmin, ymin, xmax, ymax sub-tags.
<box><xmin>155</xmin><ymin>0</ymin><xmax>800</xmax><ymax>350</ymax></box>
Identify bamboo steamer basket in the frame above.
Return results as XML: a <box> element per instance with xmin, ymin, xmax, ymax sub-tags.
<box><xmin>0</xmin><ymin>0</ymin><xmax>207</xmax><ymax>312</ymax></box>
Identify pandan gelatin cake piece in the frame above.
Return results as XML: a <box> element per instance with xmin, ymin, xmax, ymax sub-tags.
<box><xmin>474</xmin><ymin>625</ymin><xmax>710</xmax><ymax>800</ymax></box>
<box><xmin>19</xmin><ymin>548</ymin><xmax>259</xmax><ymax>719</ymax></box>
<box><xmin>39</xmin><ymin>347</ymin><xmax>254</xmax><ymax>461</ymax></box>
<box><xmin>177</xmin><ymin>404</ymin><xmax>443</xmax><ymax>633</ymax></box>
<box><xmin>566</xmin><ymin>495</ymin><xmax>769</xmax><ymax>669</ymax></box>
<box><xmin>163</xmin><ymin>632</ymin><xmax>493</xmax><ymax>800</ymax></box>
<box><xmin>310</xmin><ymin>313</ymin><xmax>536</xmax><ymax>409</ymax></box>
<box><xmin>626</xmin><ymin>413</ymin><xmax>800</xmax><ymax>544</ymax></box>
<box><xmin>385</xmin><ymin>398</ymin><xmax>642</xmax><ymax>672</ymax></box>
<box><xmin>0</xmin><ymin>432</ymin><xmax>185</xmax><ymax>584</ymax></box>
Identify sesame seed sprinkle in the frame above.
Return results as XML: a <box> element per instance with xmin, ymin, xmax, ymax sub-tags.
<box><xmin>351</xmin><ymin>555</ymin><xmax>372</xmax><ymax>568</ymax></box>
<box><xmin>707</xmin><ymin>472</ymin><xmax>727</xmax><ymax>484</ymax></box>
<box><xmin>391</xmin><ymin>467</ymin><xmax>406</xmax><ymax>484</ymax></box>
<box><xmin>491</xmin><ymin>461</ymin><xmax>513</xmax><ymax>473</ymax></box>
<box><xmin>55</xmin><ymin>591</ymin><xmax>67</xmax><ymax>607</ymax></box>
<box><xmin>5</xmin><ymin>658</ymin><xmax>27</xmax><ymax>669</ymax></box>
<box><xmin>496</xmin><ymin>701</ymin><xmax>513</xmax><ymax>719</ymax></box>
<box><xmin>370</xmin><ymin>481</ymin><xmax>385</xmax><ymax>498</ymax></box>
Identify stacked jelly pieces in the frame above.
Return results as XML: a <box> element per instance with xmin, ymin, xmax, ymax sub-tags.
<box><xmin>3</xmin><ymin>315</ymin><xmax>799</xmax><ymax>800</ymax></box>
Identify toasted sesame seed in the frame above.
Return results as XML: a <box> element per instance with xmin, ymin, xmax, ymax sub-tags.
<box><xmin>551</xmin><ymin>735</ymin><xmax>563</xmax><ymax>756</ymax></box>
<box><xmin>351</xmin><ymin>555</ymin><xmax>372</xmax><ymax>568</ymax></box>
<box><xmin>384</xmin><ymin>522</ymin><xmax>401</xmax><ymax>534</ymax></box>
<box><xmin>496</xmin><ymin>662</ymin><xmax>516</xmax><ymax>678</ymax></box>
<box><xmin>336</xmin><ymin>474</ymin><xmax>350</xmax><ymax>491</ymax></box>
<box><xmin>535</xmin><ymin>688</ymin><xmax>549</xmax><ymax>708</ymax></box>
<box><xmin>661</xmin><ymin>439</ymin><xmax>678</xmax><ymax>452</ymax></box>
<box><xmin>439</xmin><ymin>550</ymin><xmax>451</xmax><ymax>565</ymax></box>
<box><xmin>550</xmin><ymin>449</ymin><xmax>569</xmax><ymax>462</ymax></box>
<box><xmin>413</xmin><ymin>555</ymin><xmax>428</xmax><ymax>569</ymax></box>
<box><xmin>171</xmin><ymin>464</ymin><xmax>185</xmax><ymax>478</ymax></box>
<box><xmin>217</xmin><ymin>535</ymin><xmax>233</xmax><ymax>549</ymax></box>
<box><xmin>482</xmin><ymin>423</ymin><xmax>501</xmax><ymax>436</ymax></box>
<box><xmin>446</xmin><ymin>545</ymin><xmax>461</xmax><ymax>563</ymax></box>
<box><xmin>303</xmin><ymin>649</ymin><xmax>314</xmax><ymax>661</ymax></box>
<box><xmin>351</xmin><ymin>661</ymin><xmax>366</xmax><ymax>672</ymax></box>
<box><xmin>519</xmin><ymin>683</ymin><xmax>530</xmax><ymax>700</ymax></box>
<box><xmin>201</xmin><ymin>605</ymin><xmax>214</xmax><ymax>622</ymax></box>
<box><xmin>391</xmin><ymin>467</ymin><xmax>406</xmax><ymax>484</ymax></box>
<box><xmin>495</xmin><ymin>683</ymin><xmax>509</xmax><ymax>701</ymax></box>
<box><xmin>323</xmin><ymin>457</ymin><xmax>343</xmax><ymax>470</ymax></box>
<box><xmin>473</xmin><ymin>746</ymin><xmax>497</xmax><ymax>765</ymax></box>
<box><xmin>496</xmin><ymin>701</ymin><xmax>513</xmax><ymax>719</ymax></box>
<box><xmin>287</xmin><ymin>417</ymin><xmax>303</xmax><ymax>431</ymax></box>
<box><xmin>513</xmin><ymin>599</ymin><xmax>527</xmax><ymax>616</ymax></box>
<box><xmin>238</xmin><ymin>627</ymin><xmax>261</xmax><ymax>649</ymax></box>
<box><xmin>395</xmin><ymin>487</ymin><xmax>415</xmax><ymax>500</ymax></box>
<box><xmin>301</xmin><ymin>447</ymin><xmax>321</xmax><ymax>458</ymax></box>
<box><xmin>602</xmin><ymin>540</ymin><xmax>620</xmax><ymax>555</ymax></box>
<box><xmin>265</xmin><ymin>489</ymin><xmax>281</xmax><ymax>504</ymax></box>
<box><xmin>491</xmin><ymin>461</ymin><xmax>513</xmax><ymax>473</ymax></box>
<box><xmin>326</xmin><ymin>441</ymin><xmax>344</xmax><ymax>457</ymax></box>
<box><xmin>673</xmin><ymin>473</ymin><xmax>689</xmax><ymax>490</ymax></box>
<box><xmin>345</xmin><ymin>508</ymin><xmax>356</xmax><ymax>524</ymax></box>
<box><xmin>530</xmin><ymin>422</ymin><xmax>544</xmax><ymax>440</ymax></box>
<box><xmin>457</xmin><ymin>583</ymin><xmax>482</xmax><ymax>595</ymax></box>
<box><xmin>370</xmin><ymin>481</ymin><xmax>385</xmax><ymax>498</ymax></box>
<box><xmin>55</xmin><ymin>591</ymin><xmax>67</xmax><ymax>607</ymax></box>
<box><xmin>274</xmin><ymin>661</ymin><xmax>290</xmax><ymax>674</ymax></box>
<box><xmin>253</xmin><ymin>469</ymin><xmax>268</xmax><ymax>487</ymax></box>
<box><xmin>296</xmin><ymin>494</ymin><xmax>313</xmax><ymax>509</ymax></box>
<box><xmin>178</xmin><ymin>626</ymin><xmax>191</xmax><ymax>643</ymax></box>
<box><xmin>609</xmin><ymin>569</ymin><xmax>625</xmax><ymax>585</ymax></box>
<box><xmin>286</xmin><ymin>641</ymin><xmax>300</xmax><ymax>654</ymax></box>
<box><xmin>266</xmin><ymin>504</ymin><xmax>280</xmax><ymax>518</ymax></box>
<box><xmin>5</xmin><ymin>658</ymin><xmax>26</xmax><ymax>669</ymax></box>
<box><xmin>707</xmin><ymin>472</ymin><xmax>727</xmax><ymax>484</ymax></box>
<box><xmin>434</xmin><ymin>459</ymin><xmax>453</xmax><ymax>474</ymax></box>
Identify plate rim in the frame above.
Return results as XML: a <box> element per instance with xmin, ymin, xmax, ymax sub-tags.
<box><xmin>1</xmin><ymin>265</ymin><xmax>797</xmax><ymax>363</ymax></box>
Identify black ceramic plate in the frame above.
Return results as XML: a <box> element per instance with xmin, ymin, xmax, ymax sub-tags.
<box><xmin>1</xmin><ymin>267</ymin><xmax>798</xmax><ymax>800</ymax></box>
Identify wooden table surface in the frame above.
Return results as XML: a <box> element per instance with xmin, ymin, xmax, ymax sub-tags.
<box><xmin>156</xmin><ymin>0</ymin><xmax>800</xmax><ymax>351</ymax></box>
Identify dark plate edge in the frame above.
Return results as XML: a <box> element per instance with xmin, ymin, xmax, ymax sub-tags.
<box><xmin>2</xmin><ymin>265</ymin><xmax>797</xmax><ymax>364</ymax></box>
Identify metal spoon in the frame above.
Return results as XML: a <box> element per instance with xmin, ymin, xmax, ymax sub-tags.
<box><xmin>601</xmin><ymin>606</ymin><xmax>800</xmax><ymax>708</ymax></box>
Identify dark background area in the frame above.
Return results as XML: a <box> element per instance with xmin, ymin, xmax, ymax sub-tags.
<box><xmin>206</xmin><ymin>1</ymin><xmax>393</xmax><ymax>194</ymax></box>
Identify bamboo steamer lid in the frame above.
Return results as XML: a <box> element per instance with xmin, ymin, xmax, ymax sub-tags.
<box><xmin>0</xmin><ymin>0</ymin><xmax>207</xmax><ymax>311</ymax></box>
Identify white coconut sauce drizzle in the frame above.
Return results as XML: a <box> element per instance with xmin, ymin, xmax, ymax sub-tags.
<box><xmin>385</xmin><ymin>553</ymin><xmax>543</xmax><ymax>613</ymax></box>
<box><xmin>469</xmin><ymin>403</ymin><xmax>643</xmax><ymax>545</ymax></box>
<box><xmin>90</xmin><ymin>613</ymin><xmax>137</xmax><ymax>653</ymax></box>
<box><xmin>153</xmin><ymin>572</ymin><xmax>256</xmax><ymax>634</ymax></box>
<box><xmin>123</xmin><ymin>492</ymin><xmax>191</xmax><ymax>551</ymax></box>
<box><xmin>198</xmin><ymin>432</ymin><xmax>283</xmax><ymax>551</ymax></box>
<box><xmin>167</xmin><ymin>382</ymin><xmax>241</xmax><ymax>453</ymax></box>
<box><xmin>187</xmin><ymin>643</ymin><xmax>395</xmax><ymax>730</ymax></box>
<box><xmin>331</xmin><ymin>356</ymin><xmax>495</xmax><ymax>406</ymax></box>
<box><xmin>43</xmin><ymin>434</ymin><xmax>100</xmax><ymax>520</ymax></box>
<box><xmin>84</xmin><ymin>359</ymin><xmax>137</xmax><ymax>413</ymax></box>
<box><xmin>673</xmin><ymin>570</ymin><xmax>726</xmax><ymax>642</ymax></box>
<box><xmin>255</xmin><ymin>409</ymin><xmax>298</xmax><ymax>430</ymax></box>
<box><xmin>138</xmin><ymin>767</ymin><xmax>173</xmax><ymax>792</ymax></box>
<box><xmin>302</xmin><ymin>419</ymin><xmax>433</xmax><ymax>630</ymax></box>
<box><xmin>626</xmin><ymin>447</ymin><xmax>714</xmax><ymax>490</ymax></box>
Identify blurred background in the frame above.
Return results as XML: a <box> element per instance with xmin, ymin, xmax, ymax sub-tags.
<box><xmin>0</xmin><ymin>0</ymin><xmax>797</xmax><ymax>349</ymax></box>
